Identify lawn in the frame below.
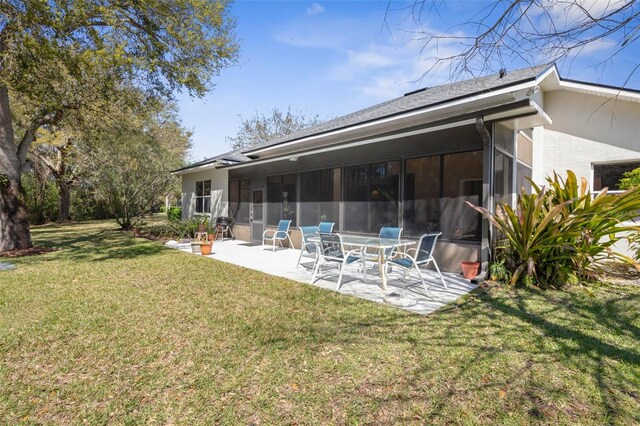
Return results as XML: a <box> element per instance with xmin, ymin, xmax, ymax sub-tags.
<box><xmin>1</xmin><ymin>220</ymin><xmax>639</xmax><ymax>424</ymax></box>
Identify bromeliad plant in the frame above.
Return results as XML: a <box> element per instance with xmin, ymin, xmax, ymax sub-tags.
<box><xmin>467</xmin><ymin>171</ymin><xmax>640</xmax><ymax>287</ymax></box>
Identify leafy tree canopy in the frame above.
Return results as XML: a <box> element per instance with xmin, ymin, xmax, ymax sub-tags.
<box><xmin>0</xmin><ymin>0</ymin><xmax>238</xmax><ymax>251</ymax></box>
<box><xmin>1</xmin><ymin>0</ymin><xmax>239</xmax><ymax>99</ymax></box>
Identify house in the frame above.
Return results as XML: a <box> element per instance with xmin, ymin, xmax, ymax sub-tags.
<box><xmin>172</xmin><ymin>63</ymin><xmax>640</xmax><ymax>272</ymax></box>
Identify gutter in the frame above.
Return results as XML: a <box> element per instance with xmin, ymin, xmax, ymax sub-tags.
<box><xmin>243</xmin><ymin>64</ymin><xmax>557</xmax><ymax>157</ymax></box>
<box><xmin>171</xmin><ymin>158</ymin><xmax>242</xmax><ymax>175</ymax></box>
<box><xmin>221</xmin><ymin>99</ymin><xmax>539</xmax><ymax>171</ymax></box>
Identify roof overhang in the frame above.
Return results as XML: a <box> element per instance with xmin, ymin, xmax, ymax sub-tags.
<box><xmin>242</xmin><ymin>65</ymin><xmax>558</xmax><ymax>159</ymax></box>
<box><xmin>539</xmin><ymin>74</ymin><xmax>640</xmax><ymax>103</ymax></box>
<box><xmin>171</xmin><ymin>159</ymin><xmax>239</xmax><ymax>176</ymax></box>
<box><xmin>222</xmin><ymin>99</ymin><xmax>550</xmax><ymax>171</ymax></box>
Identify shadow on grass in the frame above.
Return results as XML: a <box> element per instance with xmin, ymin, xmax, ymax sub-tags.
<box><xmin>239</xmin><ymin>285</ymin><xmax>640</xmax><ymax>423</ymax></box>
<box><xmin>12</xmin><ymin>221</ymin><xmax>640</xmax><ymax>423</ymax></box>
<box><xmin>28</xmin><ymin>226</ymin><xmax>165</xmax><ymax>263</ymax></box>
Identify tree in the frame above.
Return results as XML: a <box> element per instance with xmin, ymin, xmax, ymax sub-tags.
<box><xmin>0</xmin><ymin>0</ymin><xmax>238</xmax><ymax>251</ymax></box>
<box><xmin>21</xmin><ymin>155</ymin><xmax>58</xmax><ymax>224</ymax></box>
<box><xmin>87</xmin><ymin>101</ymin><xmax>191</xmax><ymax>230</ymax></box>
<box><xmin>396</xmin><ymin>0</ymin><xmax>639</xmax><ymax>81</ymax></box>
<box><xmin>619</xmin><ymin>167</ymin><xmax>640</xmax><ymax>190</ymax></box>
<box><xmin>30</xmin><ymin>129</ymin><xmax>83</xmax><ymax>222</ymax></box>
<box><xmin>227</xmin><ymin>107</ymin><xmax>321</xmax><ymax>150</ymax></box>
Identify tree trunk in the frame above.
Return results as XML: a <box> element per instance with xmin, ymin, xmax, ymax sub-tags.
<box><xmin>0</xmin><ymin>85</ymin><xmax>32</xmax><ymax>251</ymax></box>
<box><xmin>57</xmin><ymin>180</ymin><xmax>71</xmax><ymax>222</ymax></box>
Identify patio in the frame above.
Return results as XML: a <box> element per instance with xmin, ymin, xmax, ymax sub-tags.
<box><xmin>165</xmin><ymin>239</ymin><xmax>477</xmax><ymax>315</ymax></box>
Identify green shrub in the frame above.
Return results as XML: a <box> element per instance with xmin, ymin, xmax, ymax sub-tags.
<box><xmin>619</xmin><ymin>167</ymin><xmax>640</xmax><ymax>190</ymax></box>
<box><xmin>166</xmin><ymin>206</ymin><xmax>182</xmax><ymax>222</ymax></box>
<box><xmin>468</xmin><ymin>171</ymin><xmax>640</xmax><ymax>287</ymax></box>
<box><xmin>144</xmin><ymin>224</ymin><xmax>179</xmax><ymax>239</ymax></box>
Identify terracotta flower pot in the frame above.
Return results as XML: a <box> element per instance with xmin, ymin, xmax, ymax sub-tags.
<box><xmin>197</xmin><ymin>223</ymin><xmax>207</xmax><ymax>233</ymax></box>
<box><xmin>201</xmin><ymin>243</ymin><xmax>212</xmax><ymax>256</ymax></box>
<box><xmin>461</xmin><ymin>261</ymin><xmax>480</xmax><ymax>280</ymax></box>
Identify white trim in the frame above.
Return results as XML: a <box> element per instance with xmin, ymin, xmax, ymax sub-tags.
<box><xmin>222</xmin><ymin>102</ymin><xmax>550</xmax><ymax>171</ymax></box>
<box><xmin>245</xmin><ymin>89</ymin><xmax>528</xmax><ymax>156</ymax></box>
<box><xmin>172</xmin><ymin>159</ymin><xmax>241</xmax><ymax>176</ymax></box>
<box><xmin>558</xmin><ymin>80</ymin><xmax>640</xmax><ymax>103</ymax></box>
<box><xmin>245</xmin><ymin>65</ymin><xmax>558</xmax><ymax>158</ymax></box>
<box><xmin>172</xmin><ymin>160</ymin><xmax>223</xmax><ymax>176</ymax></box>
<box><xmin>224</xmin><ymin>118</ymin><xmax>477</xmax><ymax>170</ymax></box>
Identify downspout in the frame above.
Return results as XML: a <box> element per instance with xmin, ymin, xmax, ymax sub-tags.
<box><xmin>475</xmin><ymin>116</ymin><xmax>493</xmax><ymax>283</ymax></box>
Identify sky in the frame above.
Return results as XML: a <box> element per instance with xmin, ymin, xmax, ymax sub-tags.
<box><xmin>176</xmin><ymin>0</ymin><xmax>640</xmax><ymax>162</ymax></box>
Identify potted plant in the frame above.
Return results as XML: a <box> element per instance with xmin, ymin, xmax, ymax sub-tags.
<box><xmin>194</xmin><ymin>215</ymin><xmax>209</xmax><ymax>234</ymax></box>
<box><xmin>200</xmin><ymin>241</ymin><xmax>213</xmax><ymax>255</ymax></box>
<box><xmin>461</xmin><ymin>261</ymin><xmax>480</xmax><ymax>280</ymax></box>
<box><xmin>191</xmin><ymin>241</ymin><xmax>202</xmax><ymax>254</ymax></box>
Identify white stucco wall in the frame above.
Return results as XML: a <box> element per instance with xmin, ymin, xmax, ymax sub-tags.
<box><xmin>532</xmin><ymin>90</ymin><xmax>640</xmax><ymax>187</ymax></box>
<box><xmin>180</xmin><ymin>167</ymin><xmax>229</xmax><ymax>220</ymax></box>
<box><xmin>530</xmin><ymin>89</ymin><xmax>640</xmax><ymax>259</ymax></box>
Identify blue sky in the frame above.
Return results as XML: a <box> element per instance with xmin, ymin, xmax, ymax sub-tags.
<box><xmin>177</xmin><ymin>1</ymin><xmax>640</xmax><ymax>162</ymax></box>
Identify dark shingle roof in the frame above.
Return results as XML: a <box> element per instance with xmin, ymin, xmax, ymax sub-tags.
<box><xmin>176</xmin><ymin>64</ymin><xmax>553</xmax><ymax>173</ymax></box>
<box><xmin>243</xmin><ymin>64</ymin><xmax>552</xmax><ymax>153</ymax></box>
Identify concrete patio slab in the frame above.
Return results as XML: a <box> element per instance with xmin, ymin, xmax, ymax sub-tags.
<box><xmin>165</xmin><ymin>239</ymin><xmax>477</xmax><ymax>315</ymax></box>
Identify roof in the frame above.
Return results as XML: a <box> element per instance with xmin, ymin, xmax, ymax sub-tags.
<box><xmin>175</xmin><ymin>63</ymin><xmax>554</xmax><ymax>174</ymax></box>
<box><xmin>172</xmin><ymin>149</ymin><xmax>250</xmax><ymax>173</ymax></box>
<box><xmin>242</xmin><ymin>63</ymin><xmax>553</xmax><ymax>154</ymax></box>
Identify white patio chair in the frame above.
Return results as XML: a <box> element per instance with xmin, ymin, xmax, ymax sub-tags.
<box><xmin>389</xmin><ymin>232</ymin><xmax>447</xmax><ymax>296</ymax></box>
<box><xmin>311</xmin><ymin>233</ymin><xmax>366</xmax><ymax>291</ymax></box>
<box><xmin>296</xmin><ymin>225</ymin><xmax>319</xmax><ymax>268</ymax></box>
<box><xmin>263</xmin><ymin>219</ymin><xmax>293</xmax><ymax>252</ymax></box>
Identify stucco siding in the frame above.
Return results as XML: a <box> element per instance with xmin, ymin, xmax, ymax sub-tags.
<box><xmin>180</xmin><ymin>168</ymin><xmax>229</xmax><ymax>219</ymax></box>
<box><xmin>535</xmin><ymin>90</ymin><xmax>640</xmax><ymax>186</ymax></box>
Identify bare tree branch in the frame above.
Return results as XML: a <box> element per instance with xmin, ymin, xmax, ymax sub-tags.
<box><xmin>394</xmin><ymin>0</ymin><xmax>639</xmax><ymax>84</ymax></box>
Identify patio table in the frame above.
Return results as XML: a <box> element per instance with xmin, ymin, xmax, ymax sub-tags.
<box><xmin>308</xmin><ymin>234</ymin><xmax>415</xmax><ymax>291</ymax></box>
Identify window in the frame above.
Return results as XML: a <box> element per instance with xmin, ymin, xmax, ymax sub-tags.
<box><xmin>404</xmin><ymin>156</ymin><xmax>440</xmax><ymax>237</ymax></box>
<box><xmin>493</xmin><ymin>123</ymin><xmax>515</xmax><ymax>206</ymax></box>
<box><xmin>229</xmin><ymin>179</ymin><xmax>250</xmax><ymax>223</ymax></box>
<box><xmin>516</xmin><ymin>163</ymin><xmax>532</xmax><ymax>194</ymax></box>
<box><xmin>195</xmin><ymin>180</ymin><xmax>211</xmax><ymax>214</ymax></box>
<box><xmin>593</xmin><ymin>162</ymin><xmax>640</xmax><ymax>193</ymax></box>
<box><xmin>403</xmin><ymin>151</ymin><xmax>482</xmax><ymax>241</ymax></box>
<box><xmin>442</xmin><ymin>151</ymin><xmax>483</xmax><ymax>241</ymax></box>
<box><xmin>494</xmin><ymin>150</ymin><xmax>513</xmax><ymax>205</ymax></box>
<box><xmin>515</xmin><ymin>131</ymin><xmax>533</xmax><ymax>194</ymax></box>
<box><xmin>300</xmin><ymin>168</ymin><xmax>340</xmax><ymax>227</ymax></box>
<box><xmin>344</xmin><ymin>161</ymin><xmax>399</xmax><ymax>233</ymax></box>
<box><xmin>267</xmin><ymin>173</ymin><xmax>297</xmax><ymax>226</ymax></box>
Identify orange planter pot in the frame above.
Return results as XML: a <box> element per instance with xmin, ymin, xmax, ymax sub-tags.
<box><xmin>461</xmin><ymin>261</ymin><xmax>480</xmax><ymax>280</ymax></box>
<box><xmin>201</xmin><ymin>243</ymin><xmax>213</xmax><ymax>256</ymax></box>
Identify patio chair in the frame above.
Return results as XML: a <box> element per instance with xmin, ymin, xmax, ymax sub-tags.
<box><xmin>363</xmin><ymin>226</ymin><xmax>403</xmax><ymax>270</ymax></box>
<box><xmin>311</xmin><ymin>233</ymin><xmax>366</xmax><ymax>291</ymax></box>
<box><xmin>389</xmin><ymin>232</ymin><xmax>447</xmax><ymax>296</ymax></box>
<box><xmin>318</xmin><ymin>221</ymin><xmax>335</xmax><ymax>235</ymax></box>
<box><xmin>296</xmin><ymin>225</ymin><xmax>319</xmax><ymax>268</ymax></box>
<box><xmin>262</xmin><ymin>219</ymin><xmax>294</xmax><ymax>252</ymax></box>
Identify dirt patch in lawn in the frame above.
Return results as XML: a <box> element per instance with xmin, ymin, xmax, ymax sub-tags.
<box><xmin>0</xmin><ymin>246</ymin><xmax>58</xmax><ymax>258</ymax></box>
<box><xmin>599</xmin><ymin>262</ymin><xmax>640</xmax><ymax>286</ymax></box>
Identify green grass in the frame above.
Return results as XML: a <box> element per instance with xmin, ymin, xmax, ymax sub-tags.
<box><xmin>1</xmin><ymin>220</ymin><xmax>639</xmax><ymax>424</ymax></box>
